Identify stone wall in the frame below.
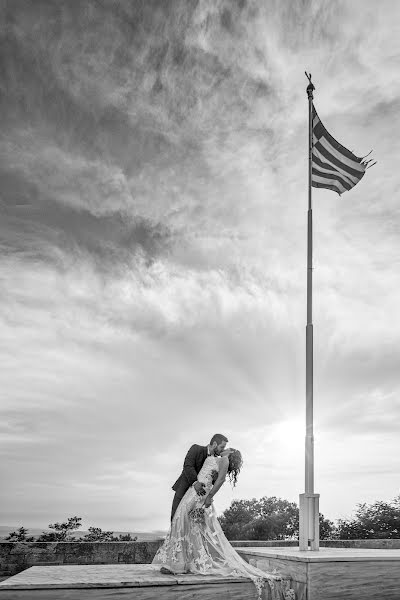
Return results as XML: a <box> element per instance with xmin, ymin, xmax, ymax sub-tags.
<box><xmin>230</xmin><ymin>540</ymin><xmax>298</xmax><ymax>547</ymax></box>
<box><xmin>230</xmin><ymin>539</ymin><xmax>400</xmax><ymax>549</ymax></box>
<box><xmin>322</xmin><ymin>539</ymin><xmax>400</xmax><ymax>549</ymax></box>
<box><xmin>1</xmin><ymin>539</ymin><xmax>400</xmax><ymax>577</ymax></box>
<box><xmin>0</xmin><ymin>540</ymin><xmax>163</xmax><ymax>577</ymax></box>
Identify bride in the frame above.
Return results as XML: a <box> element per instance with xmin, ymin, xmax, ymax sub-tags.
<box><xmin>152</xmin><ymin>448</ymin><xmax>296</xmax><ymax>600</ymax></box>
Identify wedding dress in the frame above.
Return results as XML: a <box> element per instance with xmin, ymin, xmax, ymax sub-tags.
<box><xmin>152</xmin><ymin>455</ymin><xmax>296</xmax><ymax>599</ymax></box>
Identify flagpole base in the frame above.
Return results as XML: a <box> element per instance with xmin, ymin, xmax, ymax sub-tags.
<box><xmin>299</xmin><ymin>493</ymin><xmax>320</xmax><ymax>551</ymax></box>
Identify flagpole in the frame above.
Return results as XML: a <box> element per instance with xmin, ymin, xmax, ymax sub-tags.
<box><xmin>306</xmin><ymin>75</ymin><xmax>314</xmax><ymax>498</ymax></box>
<box><xmin>299</xmin><ymin>73</ymin><xmax>320</xmax><ymax>551</ymax></box>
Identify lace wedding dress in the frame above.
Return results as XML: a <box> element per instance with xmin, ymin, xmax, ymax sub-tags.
<box><xmin>152</xmin><ymin>455</ymin><xmax>296</xmax><ymax>600</ymax></box>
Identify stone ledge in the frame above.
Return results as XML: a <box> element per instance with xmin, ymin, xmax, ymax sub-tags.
<box><xmin>238</xmin><ymin>547</ymin><xmax>400</xmax><ymax>600</ymax></box>
<box><xmin>1</xmin><ymin>539</ymin><xmax>400</xmax><ymax>577</ymax></box>
<box><xmin>231</xmin><ymin>540</ymin><xmax>298</xmax><ymax>547</ymax></box>
<box><xmin>230</xmin><ymin>539</ymin><xmax>400</xmax><ymax>549</ymax></box>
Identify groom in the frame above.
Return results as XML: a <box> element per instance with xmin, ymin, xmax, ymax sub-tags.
<box><xmin>170</xmin><ymin>433</ymin><xmax>228</xmax><ymax>522</ymax></box>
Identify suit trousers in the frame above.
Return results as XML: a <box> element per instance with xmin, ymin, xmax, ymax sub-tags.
<box><xmin>171</xmin><ymin>491</ymin><xmax>184</xmax><ymax>522</ymax></box>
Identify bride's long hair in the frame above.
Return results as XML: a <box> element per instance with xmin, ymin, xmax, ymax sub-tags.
<box><xmin>227</xmin><ymin>449</ymin><xmax>243</xmax><ymax>487</ymax></box>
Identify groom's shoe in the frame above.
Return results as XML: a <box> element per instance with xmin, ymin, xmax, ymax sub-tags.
<box><xmin>160</xmin><ymin>567</ymin><xmax>174</xmax><ymax>575</ymax></box>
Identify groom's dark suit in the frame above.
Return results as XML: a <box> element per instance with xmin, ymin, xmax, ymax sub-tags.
<box><xmin>171</xmin><ymin>444</ymin><xmax>209</xmax><ymax>521</ymax></box>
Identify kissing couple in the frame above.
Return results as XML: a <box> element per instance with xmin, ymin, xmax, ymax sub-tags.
<box><xmin>152</xmin><ymin>433</ymin><xmax>296</xmax><ymax>600</ymax></box>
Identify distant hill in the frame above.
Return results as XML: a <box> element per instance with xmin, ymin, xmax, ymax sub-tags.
<box><xmin>0</xmin><ymin>526</ymin><xmax>166</xmax><ymax>541</ymax></box>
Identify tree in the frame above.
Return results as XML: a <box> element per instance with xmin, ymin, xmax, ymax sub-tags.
<box><xmin>219</xmin><ymin>496</ymin><xmax>335</xmax><ymax>540</ymax></box>
<box><xmin>5</xmin><ymin>527</ymin><xmax>35</xmax><ymax>542</ymax></box>
<box><xmin>243</xmin><ymin>497</ymin><xmax>299</xmax><ymax>540</ymax></box>
<box><xmin>77</xmin><ymin>528</ymin><xmax>137</xmax><ymax>542</ymax></box>
<box><xmin>36</xmin><ymin>516</ymin><xmax>82</xmax><ymax>542</ymax></box>
<box><xmin>6</xmin><ymin>517</ymin><xmax>139</xmax><ymax>543</ymax></box>
<box><xmin>337</xmin><ymin>496</ymin><xmax>400</xmax><ymax>539</ymax></box>
<box><xmin>218</xmin><ymin>498</ymin><xmax>260</xmax><ymax>540</ymax></box>
<box><xmin>319</xmin><ymin>513</ymin><xmax>336</xmax><ymax>540</ymax></box>
<box><xmin>115</xmin><ymin>533</ymin><xmax>138</xmax><ymax>541</ymax></box>
<box><xmin>78</xmin><ymin>527</ymin><xmax>116</xmax><ymax>542</ymax></box>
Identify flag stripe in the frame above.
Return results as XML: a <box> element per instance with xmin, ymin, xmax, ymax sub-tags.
<box><xmin>313</xmin><ymin>138</ymin><xmax>365</xmax><ymax>179</ymax></box>
<box><xmin>312</xmin><ymin>180</ymin><xmax>342</xmax><ymax>194</ymax></box>
<box><xmin>312</xmin><ymin>172</ymin><xmax>347</xmax><ymax>194</ymax></box>
<box><xmin>313</xmin><ymin>117</ymin><xmax>362</xmax><ymax>163</ymax></box>
<box><xmin>316</xmin><ymin>135</ymin><xmax>365</xmax><ymax>174</ymax></box>
<box><xmin>312</xmin><ymin>150</ymin><xmax>359</xmax><ymax>186</ymax></box>
<box><xmin>312</xmin><ymin>167</ymin><xmax>352</xmax><ymax>191</ymax></box>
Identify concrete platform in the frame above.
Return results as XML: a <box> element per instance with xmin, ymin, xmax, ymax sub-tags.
<box><xmin>0</xmin><ymin>563</ymin><xmax>279</xmax><ymax>599</ymax></box>
<box><xmin>2</xmin><ymin>548</ymin><xmax>398</xmax><ymax>599</ymax></box>
<box><xmin>237</xmin><ymin>546</ymin><xmax>400</xmax><ymax>599</ymax></box>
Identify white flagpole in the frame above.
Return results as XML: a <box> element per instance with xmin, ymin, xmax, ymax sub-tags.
<box><xmin>299</xmin><ymin>73</ymin><xmax>320</xmax><ymax>551</ymax></box>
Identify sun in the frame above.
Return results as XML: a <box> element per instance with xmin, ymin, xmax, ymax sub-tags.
<box><xmin>273</xmin><ymin>418</ymin><xmax>305</xmax><ymax>456</ymax></box>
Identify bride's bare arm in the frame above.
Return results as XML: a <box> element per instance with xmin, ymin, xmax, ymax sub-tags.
<box><xmin>203</xmin><ymin>456</ymin><xmax>229</xmax><ymax>504</ymax></box>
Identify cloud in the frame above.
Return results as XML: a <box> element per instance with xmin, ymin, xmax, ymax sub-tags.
<box><xmin>0</xmin><ymin>0</ymin><xmax>399</xmax><ymax>529</ymax></box>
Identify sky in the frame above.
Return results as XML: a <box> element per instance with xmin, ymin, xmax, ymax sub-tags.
<box><xmin>0</xmin><ymin>0</ymin><xmax>399</xmax><ymax>534</ymax></box>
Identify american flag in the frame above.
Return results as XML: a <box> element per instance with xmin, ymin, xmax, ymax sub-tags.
<box><xmin>312</xmin><ymin>105</ymin><xmax>373</xmax><ymax>195</ymax></box>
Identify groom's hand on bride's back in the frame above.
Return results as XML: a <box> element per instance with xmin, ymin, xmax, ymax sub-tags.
<box><xmin>193</xmin><ymin>481</ymin><xmax>206</xmax><ymax>496</ymax></box>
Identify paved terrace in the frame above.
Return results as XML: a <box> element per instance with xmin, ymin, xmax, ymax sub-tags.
<box><xmin>0</xmin><ymin>563</ymin><xmax>292</xmax><ymax>600</ymax></box>
<box><xmin>1</xmin><ymin>541</ymin><xmax>400</xmax><ymax>599</ymax></box>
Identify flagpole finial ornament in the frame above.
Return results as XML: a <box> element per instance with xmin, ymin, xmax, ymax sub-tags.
<box><xmin>305</xmin><ymin>71</ymin><xmax>315</xmax><ymax>99</ymax></box>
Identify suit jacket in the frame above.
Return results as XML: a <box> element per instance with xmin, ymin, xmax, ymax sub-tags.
<box><xmin>172</xmin><ymin>444</ymin><xmax>208</xmax><ymax>498</ymax></box>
